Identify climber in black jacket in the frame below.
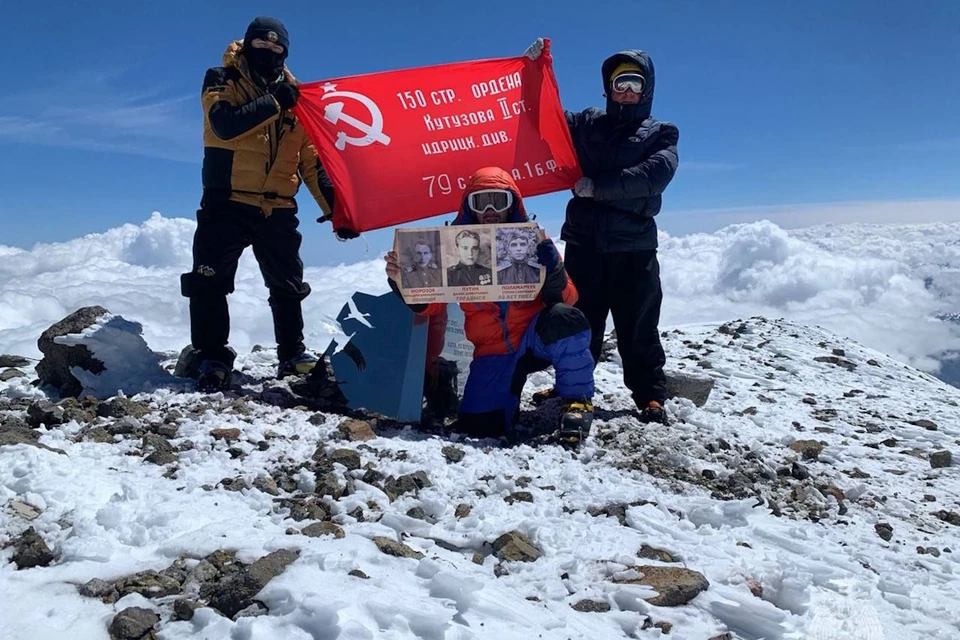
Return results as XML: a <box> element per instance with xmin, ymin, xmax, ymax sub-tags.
<box><xmin>524</xmin><ymin>40</ymin><xmax>680</xmax><ymax>424</ymax></box>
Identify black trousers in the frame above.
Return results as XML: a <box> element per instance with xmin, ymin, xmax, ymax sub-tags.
<box><xmin>180</xmin><ymin>202</ymin><xmax>311</xmax><ymax>367</ymax></box>
<box><xmin>563</xmin><ymin>246</ymin><xmax>666</xmax><ymax>407</ymax></box>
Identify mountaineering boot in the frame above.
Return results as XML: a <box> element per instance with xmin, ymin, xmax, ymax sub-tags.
<box><xmin>197</xmin><ymin>359</ymin><xmax>232</xmax><ymax>393</ymax></box>
<box><xmin>530</xmin><ymin>387</ymin><xmax>559</xmax><ymax>407</ymax></box>
<box><xmin>289</xmin><ymin>356</ymin><xmax>348</xmax><ymax>405</ymax></box>
<box><xmin>424</xmin><ymin>357</ymin><xmax>460</xmax><ymax>420</ymax></box>
<box><xmin>277</xmin><ymin>351</ymin><xmax>319</xmax><ymax>379</ymax></box>
<box><xmin>555</xmin><ymin>399</ymin><xmax>594</xmax><ymax>446</ymax></box>
<box><xmin>639</xmin><ymin>400</ymin><xmax>668</xmax><ymax>425</ymax></box>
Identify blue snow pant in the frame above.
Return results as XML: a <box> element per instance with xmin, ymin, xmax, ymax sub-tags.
<box><xmin>457</xmin><ymin>303</ymin><xmax>595</xmax><ymax>437</ymax></box>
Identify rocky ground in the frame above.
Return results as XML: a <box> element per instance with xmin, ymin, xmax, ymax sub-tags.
<box><xmin>1</xmin><ymin>317</ymin><xmax>958</xmax><ymax>639</ymax></box>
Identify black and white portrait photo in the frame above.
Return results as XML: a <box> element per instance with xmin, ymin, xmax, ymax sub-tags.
<box><xmin>442</xmin><ymin>227</ymin><xmax>493</xmax><ymax>287</ymax></box>
<box><xmin>397</xmin><ymin>230</ymin><xmax>443</xmax><ymax>289</ymax></box>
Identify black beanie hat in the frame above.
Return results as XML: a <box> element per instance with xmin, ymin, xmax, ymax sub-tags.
<box><xmin>243</xmin><ymin>16</ymin><xmax>289</xmax><ymax>55</ymax></box>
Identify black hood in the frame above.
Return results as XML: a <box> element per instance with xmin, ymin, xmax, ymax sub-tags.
<box><xmin>242</xmin><ymin>16</ymin><xmax>289</xmax><ymax>82</ymax></box>
<box><xmin>601</xmin><ymin>49</ymin><xmax>655</xmax><ymax>122</ymax></box>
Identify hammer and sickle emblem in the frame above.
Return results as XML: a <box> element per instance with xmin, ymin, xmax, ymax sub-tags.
<box><xmin>320</xmin><ymin>84</ymin><xmax>392</xmax><ymax>151</ymax></box>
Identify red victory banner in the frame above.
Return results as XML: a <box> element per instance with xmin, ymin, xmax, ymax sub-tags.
<box><xmin>293</xmin><ymin>38</ymin><xmax>581</xmax><ymax>233</ymax></box>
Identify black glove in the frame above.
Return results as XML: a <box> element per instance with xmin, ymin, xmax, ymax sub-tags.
<box><xmin>335</xmin><ymin>228</ymin><xmax>360</xmax><ymax>241</ymax></box>
<box><xmin>272</xmin><ymin>82</ymin><xmax>300</xmax><ymax>110</ymax></box>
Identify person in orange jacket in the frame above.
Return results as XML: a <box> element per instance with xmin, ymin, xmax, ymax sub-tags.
<box><xmin>385</xmin><ymin>167</ymin><xmax>595</xmax><ymax>441</ymax></box>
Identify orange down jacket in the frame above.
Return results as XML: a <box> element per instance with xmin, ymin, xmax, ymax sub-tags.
<box><xmin>417</xmin><ymin>168</ymin><xmax>577</xmax><ymax>358</ymax></box>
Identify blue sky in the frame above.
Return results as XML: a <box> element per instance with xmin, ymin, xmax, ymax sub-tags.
<box><xmin>1</xmin><ymin>0</ymin><xmax>958</xmax><ymax>265</ymax></box>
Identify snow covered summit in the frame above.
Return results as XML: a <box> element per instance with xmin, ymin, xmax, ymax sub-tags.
<box><xmin>1</xmin><ymin>315</ymin><xmax>958</xmax><ymax>640</ymax></box>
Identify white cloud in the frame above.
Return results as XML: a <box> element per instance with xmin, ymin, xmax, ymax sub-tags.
<box><xmin>665</xmin><ymin>198</ymin><xmax>960</xmax><ymax>236</ymax></box>
<box><xmin>1</xmin><ymin>213</ymin><xmax>958</xmax><ymax>383</ymax></box>
<box><xmin>657</xmin><ymin>220</ymin><xmax>960</xmax><ymax>374</ymax></box>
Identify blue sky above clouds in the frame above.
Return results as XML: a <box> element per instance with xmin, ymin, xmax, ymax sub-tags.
<box><xmin>0</xmin><ymin>0</ymin><xmax>958</xmax><ymax>265</ymax></box>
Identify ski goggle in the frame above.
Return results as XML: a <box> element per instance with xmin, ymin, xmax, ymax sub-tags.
<box><xmin>467</xmin><ymin>189</ymin><xmax>514</xmax><ymax>214</ymax></box>
<box><xmin>611</xmin><ymin>72</ymin><xmax>645</xmax><ymax>94</ymax></box>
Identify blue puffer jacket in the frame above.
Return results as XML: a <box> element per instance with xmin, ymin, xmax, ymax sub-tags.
<box><xmin>561</xmin><ymin>50</ymin><xmax>680</xmax><ymax>252</ymax></box>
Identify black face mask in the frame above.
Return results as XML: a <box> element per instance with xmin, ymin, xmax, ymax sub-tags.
<box><xmin>246</xmin><ymin>47</ymin><xmax>285</xmax><ymax>81</ymax></box>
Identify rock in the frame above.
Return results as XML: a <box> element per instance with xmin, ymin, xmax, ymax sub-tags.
<box><xmin>383</xmin><ymin>471</ymin><xmax>431</xmax><ymax>500</ymax></box>
<box><xmin>12</xmin><ymin>527</ymin><xmax>57</xmax><ymax>569</ymax></box>
<box><xmin>875</xmin><ymin>522</ymin><xmax>893</xmax><ymax>542</ymax></box>
<box><xmin>9</xmin><ymin>500</ymin><xmax>42</xmax><ymax>520</ymax></box>
<box><xmin>867</xmin><ymin>359</ymin><xmax>880</xmax><ymax>367</ymax></box>
<box><xmin>935</xmin><ymin>510</ymin><xmax>960</xmax><ymax>526</ymax></box>
<box><xmin>791</xmin><ymin>461</ymin><xmax>810</xmax><ymax>480</ymax></box>
<box><xmin>930</xmin><ymin>451</ymin><xmax>952</xmax><ymax>469</ymax></box>
<box><xmin>492</xmin><ymin>531</ymin><xmax>541</xmax><ymax>562</ymax></box>
<box><xmin>701</xmin><ymin>469</ymin><xmax>717</xmax><ymax>480</ymax></box>
<box><xmin>790</xmin><ymin>439</ymin><xmax>824</xmax><ymax>460</ymax></box>
<box><xmin>253</xmin><ymin>476</ymin><xmax>279</xmax><ymax>496</ymax></box>
<box><xmin>27</xmin><ymin>401</ymin><xmax>66</xmax><ymax>427</ymax></box>
<box><xmin>108</xmin><ymin>416</ymin><xmax>141</xmax><ymax>436</ymax></box>
<box><xmin>802</xmin><ymin>397</ymin><xmax>817</xmax><ymax>405</ymax></box>
<box><xmin>207</xmin><ymin>549</ymin><xmax>299</xmax><ymax>618</ymax></box>
<box><xmin>329</xmin><ymin>448</ymin><xmax>362</xmax><ymax>471</ymax></box>
<box><xmin>302</xmin><ymin>522</ymin><xmax>345</xmax><ymax>539</ymax></box>
<box><xmin>587</xmin><ymin>503</ymin><xmax>642</xmax><ymax>526</ymax></box>
<box><xmin>0</xmin><ymin>422</ymin><xmax>64</xmax><ymax>453</ymax></box>
<box><xmin>813</xmin><ymin>355</ymin><xmax>857</xmax><ymax>371</ymax></box>
<box><xmin>116</xmin><ymin>570</ymin><xmax>181</xmax><ymax>598</ymax></box>
<box><xmin>455</xmin><ymin>504</ymin><xmax>472</xmax><ymax>519</ymax></box>
<box><xmin>337</xmin><ymin>418</ymin><xmax>376</xmax><ymax>441</ymax></box>
<box><xmin>142</xmin><ymin>433</ymin><xmax>176</xmax><ymax>466</ymax></box>
<box><xmin>79</xmin><ymin>578</ymin><xmax>119</xmax><ymax>603</ymax></box>
<box><xmin>372</xmin><ymin>536</ymin><xmax>424</xmax><ymax>560</ymax></box>
<box><xmin>233</xmin><ymin>602</ymin><xmax>268</xmax><ymax>620</ymax></box>
<box><xmin>831</xmin><ymin>348</ymin><xmax>846</xmax><ymax>357</ymax></box>
<box><xmin>173</xmin><ymin>344</ymin><xmax>203</xmax><ymax>380</ymax></box>
<box><xmin>664</xmin><ymin>370</ymin><xmax>715</xmax><ymax>406</ymax></box>
<box><xmin>571</xmin><ymin>599</ymin><xmax>611</xmax><ymax>613</ymax></box>
<box><xmin>909</xmin><ymin>419</ymin><xmax>938</xmax><ymax>431</ymax></box>
<box><xmin>638</xmin><ymin>545</ymin><xmax>677</xmax><ymax>563</ymax></box>
<box><xmin>171</xmin><ymin>599</ymin><xmax>202</xmax><ymax>622</ymax></box>
<box><xmin>315</xmin><ymin>472</ymin><xmax>342</xmax><ymax>499</ymax></box>
<box><xmin>0</xmin><ymin>368</ymin><xmax>25</xmax><ymax>381</ymax></box>
<box><xmin>35</xmin><ymin>306</ymin><xmax>110</xmax><ymax>397</ymax></box>
<box><xmin>219</xmin><ymin>477</ymin><xmax>247</xmax><ymax>492</ymax></box>
<box><xmin>0</xmin><ymin>354</ymin><xmax>29</xmax><ymax>368</ymax></box>
<box><xmin>442</xmin><ymin>445</ymin><xmax>465</xmax><ymax>463</ymax></box>
<box><xmin>97</xmin><ymin>397</ymin><xmax>150</xmax><ymax>420</ymax></box>
<box><xmin>349</xmin><ymin>569</ymin><xmax>370</xmax><ymax>579</ymax></box>
<box><xmin>612</xmin><ymin>565</ymin><xmax>709</xmax><ymax>606</ymax></box>
<box><xmin>155</xmin><ymin>423</ymin><xmax>179</xmax><ymax>439</ymax></box>
<box><xmin>472</xmin><ymin>552</ymin><xmax>485</xmax><ymax>565</ymax></box>
<box><xmin>108</xmin><ymin>607</ymin><xmax>159</xmax><ymax>640</ymax></box>
<box><xmin>504</xmin><ymin>491</ymin><xmax>533</xmax><ymax>504</ymax></box>
<box><xmin>285</xmin><ymin>497</ymin><xmax>328</xmax><ymax>522</ymax></box>
<box><xmin>406</xmin><ymin>506</ymin><xmax>428</xmax><ymax>520</ymax></box>
<box><xmin>709</xmin><ymin>635</ymin><xmax>734</xmax><ymax>640</ymax></box>
<box><xmin>210</xmin><ymin>428</ymin><xmax>241</xmax><ymax>442</ymax></box>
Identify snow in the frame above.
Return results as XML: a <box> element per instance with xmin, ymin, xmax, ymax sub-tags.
<box><xmin>2</xmin><ymin>216</ymin><xmax>960</xmax><ymax>639</ymax></box>
<box><xmin>54</xmin><ymin>313</ymin><xmax>189</xmax><ymax>399</ymax></box>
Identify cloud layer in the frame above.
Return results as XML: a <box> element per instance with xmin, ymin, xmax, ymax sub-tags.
<box><xmin>1</xmin><ymin>213</ymin><xmax>958</xmax><ymax>381</ymax></box>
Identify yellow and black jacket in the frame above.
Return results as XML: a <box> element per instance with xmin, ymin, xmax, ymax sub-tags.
<box><xmin>201</xmin><ymin>41</ymin><xmax>333</xmax><ymax>217</ymax></box>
